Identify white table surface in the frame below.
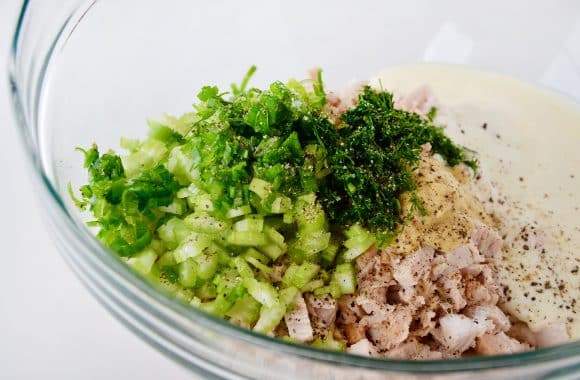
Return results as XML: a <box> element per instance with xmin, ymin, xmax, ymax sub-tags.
<box><xmin>0</xmin><ymin>2</ymin><xmax>192</xmax><ymax>379</ymax></box>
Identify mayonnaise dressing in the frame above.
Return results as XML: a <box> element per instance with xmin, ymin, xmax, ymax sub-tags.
<box><xmin>371</xmin><ymin>64</ymin><xmax>579</xmax><ymax>339</ymax></box>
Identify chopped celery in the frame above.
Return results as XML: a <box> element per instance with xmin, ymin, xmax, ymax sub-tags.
<box><xmin>226</xmin><ymin>205</ymin><xmax>252</xmax><ymax>218</ymax></box>
<box><xmin>245</xmin><ymin>256</ymin><xmax>273</xmax><ymax>276</ymax></box>
<box><xmin>300</xmin><ymin>279</ymin><xmax>325</xmax><ymax>293</ymax></box>
<box><xmin>173</xmin><ymin>234</ymin><xmax>213</xmax><ymax>263</ymax></box>
<box><xmin>311</xmin><ymin>335</ymin><xmax>346</xmax><ymax>351</ymax></box>
<box><xmin>188</xmin><ymin>193</ymin><xmax>214</xmax><ymax>212</ymax></box>
<box><xmin>269</xmin><ymin>195</ymin><xmax>292</xmax><ymax>214</ymax></box>
<box><xmin>149</xmin><ymin>239</ymin><xmax>166</xmax><ymax>254</ymax></box>
<box><xmin>120</xmin><ymin>137</ymin><xmax>140</xmax><ymax>151</ymax></box>
<box><xmin>331</xmin><ymin>263</ymin><xmax>356</xmax><ymax>295</ymax></box>
<box><xmin>244</xmin><ymin>278</ymin><xmax>279</xmax><ymax>307</ymax></box>
<box><xmin>289</xmin><ymin>231</ymin><xmax>330</xmax><ymax>262</ymax></box>
<box><xmin>313</xmin><ymin>283</ymin><xmax>341</xmax><ymax>298</ymax></box>
<box><xmin>177</xmin><ymin>258</ymin><xmax>198</xmax><ymax>288</ymax></box>
<box><xmin>282</xmin><ymin>262</ymin><xmax>320</xmax><ymax>289</ymax></box>
<box><xmin>253</xmin><ymin>301</ymin><xmax>285</xmax><ymax>334</ymax></box>
<box><xmin>184</xmin><ymin>212</ymin><xmax>230</xmax><ymax>234</ymax></box>
<box><xmin>157</xmin><ymin>251</ymin><xmax>177</xmax><ymax>266</ymax></box>
<box><xmin>242</xmin><ymin>247</ymin><xmax>271</xmax><ymax>264</ymax></box>
<box><xmin>234</xmin><ymin>216</ymin><xmax>264</xmax><ymax>232</ymax></box>
<box><xmin>279</xmin><ymin>286</ymin><xmax>299</xmax><ymax>308</ymax></box>
<box><xmin>343</xmin><ymin>224</ymin><xmax>376</xmax><ymax>261</ymax></box>
<box><xmin>126</xmin><ymin>247</ymin><xmax>157</xmax><ymax>275</ymax></box>
<box><xmin>249</xmin><ymin>178</ymin><xmax>272</xmax><ymax>199</ymax></box>
<box><xmin>122</xmin><ymin>139</ymin><xmax>167</xmax><ymax>178</ymax></box>
<box><xmin>194</xmin><ymin>252</ymin><xmax>219</xmax><ymax>281</ymax></box>
<box><xmin>226</xmin><ymin>231</ymin><xmax>268</xmax><ymax>246</ymax></box>
<box><xmin>226</xmin><ymin>294</ymin><xmax>261</xmax><ymax>326</ymax></box>
<box><xmin>320</xmin><ymin>239</ymin><xmax>340</xmax><ymax>266</ymax></box>
<box><xmin>166</xmin><ymin>146</ymin><xmax>197</xmax><ymax>185</ymax></box>
<box><xmin>157</xmin><ymin>217</ymin><xmax>192</xmax><ymax>250</ymax></box>
<box><xmin>233</xmin><ymin>257</ymin><xmax>254</xmax><ymax>279</ymax></box>
<box><xmin>158</xmin><ymin>198</ymin><xmax>186</xmax><ymax>215</ymax></box>
<box><xmin>258</xmin><ymin>243</ymin><xmax>284</xmax><ymax>261</ymax></box>
<box><xmin>174</xmin><ymin>288</ymin><xmax>195</xmax><ymax>303</ymax></box>
<box><xmin>195</xmin><ymin>282</ymin><xmax>217</xmax><ymax>300</ymax></box>
<box><xmin>263</xmin><ymin>226</ymin><xmax>285</xmax><ymax>248</ymax></box>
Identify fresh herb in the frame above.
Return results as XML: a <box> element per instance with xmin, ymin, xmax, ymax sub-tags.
<box><xmin>76</xmin><ymin>144</ymin><xmax>180</xmax><ymax>257</ymax></box>
<box><xmin>314</xmin><ymin>86</ymin><xmax>475</xmax><ymax>231</ymax></box>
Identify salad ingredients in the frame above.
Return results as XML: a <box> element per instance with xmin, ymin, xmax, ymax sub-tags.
<box><xmin>71</xmin><ymin>67</ymin><xmax>574</xmax><ymax>359</ymax></box>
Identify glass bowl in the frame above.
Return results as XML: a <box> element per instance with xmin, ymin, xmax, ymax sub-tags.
<box><xmin>9</xmin><ymin>1</ymin><xmax>580</xmax><ymax>378</ymax></box>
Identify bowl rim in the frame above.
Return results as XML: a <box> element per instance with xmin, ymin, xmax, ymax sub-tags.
<box><xmin>8</xmin><ymin>0</ymin><xmax>580</xmax><ymax>374</ymax></box>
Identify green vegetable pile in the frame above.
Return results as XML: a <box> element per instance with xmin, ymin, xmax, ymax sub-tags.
<box><xmin>71</xmin><ymin>67</ymin><xmax>473</xmax><ymax>343</ymax></box>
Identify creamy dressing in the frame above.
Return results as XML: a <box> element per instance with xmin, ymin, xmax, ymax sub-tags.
<box><xmin>371</xmin><ymin>64</ymin><xmax>580</xmax><ymax>339</ymax></box>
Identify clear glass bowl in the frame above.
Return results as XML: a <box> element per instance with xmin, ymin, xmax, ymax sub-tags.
<box><xmin>9</xmin><ymin>1</ymin><xmax>580</xmax><ymax>378</ymax></box>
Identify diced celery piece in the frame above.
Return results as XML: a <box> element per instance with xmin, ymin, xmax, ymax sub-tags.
<box><xmin>233</xmin><ymin>257</ymin><xmax>254</xmax><ymax>279</ymax></box>
<box><xmin>174</xmin><ymin>288</ymin><xmax>195</xmax><ymax>303</ymax></box>
<box><xmin>245</xmin><ymin>256</ymin><xmax>273</xmax><ymax>276</ymax></box>
<box><xmin>294</xmin><ymin>194</ymin><xmax>326</xmax><ymax>234</ymax></box>
<box><xmin>190</xmin><ymin>296</ymin><xmax>202</xmax><ymax>308</ymax></box>
<box><xmin>269</xmin><ymin>195</ymin><xmax>292</xmax><ymax>214</ymax></box>
<box><xmin>282</xmin><ymin>262</ymin><xmax>320</xmax><ymax>289</ymax></box>
<box><xmin>331</xmin><ymin>263</ymin><xmax>356</xmax><ymax>295</ymax></box>
<box><xmin>242</xmin><ymin>248</ymin><xmax>271</xmax><ymax>264</ymax></box>
<box><xmin>184</xmin><ymin>212</ymin><xmax>230</xmax><ymax>234</ymax></box>
<box><xmin>258</xmin><ymin>243</ymin><xmax>284</xmax><ymax>261</ymax></box>
<box><xmin>188</xmin><ymin>193</ymin><xmax>214</xmax><ymax>212</ymax></box>
<box><xmin>157</xmin><ymin>217</ymin><xmax>192</xmax><ymax>249</ymax></box>
<box><xmin>157</xmin><ymin>251</ymin><xmax>176</xmax><ymax>266</ymax></box>
<box><xmin>342</xmin><ymin>224</ymin><xmax>376</xmax><ymax>261</ymax></box>
<box><xmin>199</xmin><ymin>300</ymin><xmax>220</xmax><ymax>315</ymax></box>
<box><xmin>150</xmin><ymin>239</ymin><xmax>166</xmax><ymax>254</ymax></box>
<box><xmin>300</xmin><ymin>279</ymin><xmax>325</xmax><ymax>293</ymax></box>
<box><xmin>195</xmin><ymin>282</ymin><xmax>217</xmax><ymax>300</ymax></box>
<box><xmin>263</xmin><ymin>226</ymin><xmax>285</xmax><ymax>248</ymax></box>
<box><xmin>311</xmin><ymin>335</ymin><xmax>346</xmax><ymax>351</ymax></box>
<box><xmin>158</xmin><ymin>198</ymin><xmax>186</xmax><ymax>215</ymax></box>
<box><xmin>290</xmin><ymin>231</ymin><xmax>330</xmax><ymax>260</ymax></box>
<box><xmin>178</xmin><ymin>258</ymin><xmax>198</xmax><ymax>288</ymax></box>
<box><xmin>249</xmin><ymin>178</ymin><xmax>272</xmax><ymax>199</ymax></box>
<box><xmin>282</xmin><ymin>212</ymin><xmax>294</xmax><ymax>224</ymax></box>
<box><xmin>244</xmin><ymin>278</ymin><xmax>278</xmax><ymax>307</ymax></box>
<box><xmin>320</xmin><ymin>240</ymin><xmax>340</xmax><ymax>266</ymax></box>
<box><xmin>344</xmin><ymin>223</ymin><xmax>368</xmax><ymax>239</ymax></box>
<box><xmin>165</xmin><ymin>145</ymin><xmax>197</xmax><ymax>185</ymax></box>
<box><xmin>176</xmin><ymin>183</ymin><xmax>200</xmax><ymax>199</ymax></box>
<box><xmin>234</xmin><ymin>216</ymin><xmax>264</xmax><ymax>232</ymax></box>
<box><xmin>122</xmin><ymin>139</ymin><xmax>167</xmax><ymax>178</ymax></box>
<box><xmin>279</xmin><ymin>286</ymin><xmax>299</xmax><ymax>307</ymax></box>
<box><xmin>226</xmin><ymin>231</ymin><xmax>268</xmax><ymax>246</ymax></box>
<box><xmin>313</xmin><ymin>283</ymin><xmax>341</xmax><ymax>298</ymax></box>
<box><xmin>225</xmin><ymin>294</ymin><xmax>261</xmax><ymax>326</ymax></box>
<box><xmin>147</xmin><ymin>113</ymin><xmax>193</xmax><ymax>136</ymax></box>
<box><xmin>126</xmin><ymin>247</ymin><xmax>157</xmax><ymax>275</ymax></box>
<box><xmin>195</xmin><ymin>252</ymin><xmax>219</xmax><ymax>281</ymax></box>
<box><xmin>173</xmin><ymin>234</ymin><xmax>213</xmax><ymax>263</ymax></box>
<box><xmin>148</xmin><ymin>265</ymin><xmax>180</xmax><ymax>296</ymax></box>
<box><xmin>209</xmin><ymin>270</ymin><xmax>246</xmax><ymax>316</ymax></box>
<box><xmin>226</xmin><ymin>205</ymin><xmax>252</xmax><ymax>218</ymax></box>
<box><xmin>120</xmin><ymin>137</ymin><xmax>140</xmax><ymax>151</ymax></box>
<box><xmin>253</xmin><ymin>301</ymin><xmax>285</xmax><ymax>334</ymax></box>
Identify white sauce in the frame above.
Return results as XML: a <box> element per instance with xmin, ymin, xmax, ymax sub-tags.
<box><xmin>371</xmin><ymin>64</ymin><xmax>580</xmax><ymax>339</ymax></box>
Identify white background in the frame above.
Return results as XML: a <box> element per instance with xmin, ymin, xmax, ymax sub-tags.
<box><xmin>0</xmin><ymin>2</ymin><xmax>191</xmax><ymax>379</ymax></box>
